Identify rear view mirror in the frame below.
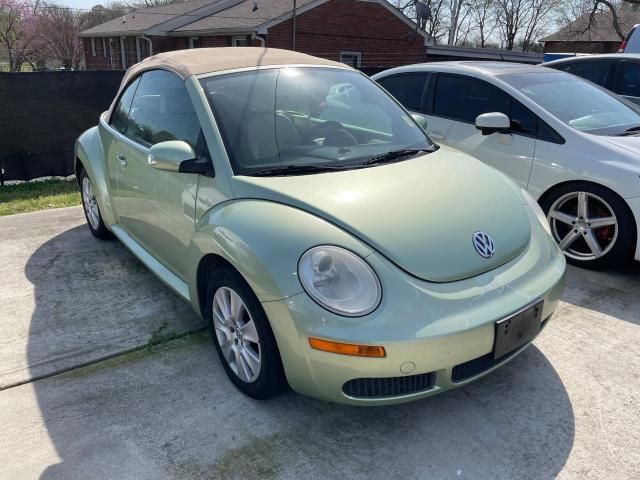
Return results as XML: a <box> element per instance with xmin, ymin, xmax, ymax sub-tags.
<box><xmin>148</xmin><ymin>140</ymin><xmax>213</xmax><ymax>176</ymax></box>
<box><xmin>411</xmin><ymin>113</ymin><xmax>428</xmax><ymax>131</ymax></box>
<box><xmin>148</xmin><ymin>140</ymin><xmax>196</xmax><ymax>172</ymax></box>
<box><xmin>475</xmin><ymin>112</ymin><xmax>511</xmax><ymax>136</ymax></box>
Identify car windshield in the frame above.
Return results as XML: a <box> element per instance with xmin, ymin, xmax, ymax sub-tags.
<box><xmin>199</xmin><ymin>67</ymin><xmax>434</xmax><ymax>175</ymax></box>
<box><xmin>501</xmin><ymin>71</ymin><xmax>640</xmax><ymax>136</ymax></box>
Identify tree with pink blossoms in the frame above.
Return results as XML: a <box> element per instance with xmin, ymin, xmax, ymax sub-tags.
<box><xmin>0</xmin><ymin>0</ymin><xmax>43</xmax><ymax>71</ymax></box>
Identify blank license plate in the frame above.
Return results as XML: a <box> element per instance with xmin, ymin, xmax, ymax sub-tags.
<box><xmin>493</xmin><ymin>301</ymin><xmax>543</xmax><ymax>359</ymax></box>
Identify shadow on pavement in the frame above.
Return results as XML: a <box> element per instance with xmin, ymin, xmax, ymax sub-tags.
<box><xmin>23</xmin><ymin>224</ymin><xmax>204</xmax><ymax>385</ymax></box>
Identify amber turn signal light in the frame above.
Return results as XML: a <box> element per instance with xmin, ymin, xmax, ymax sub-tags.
<box><xmin>308</xmin><ymin>338</ymin><xmax>386</xmax><ymax>357</ymax></box>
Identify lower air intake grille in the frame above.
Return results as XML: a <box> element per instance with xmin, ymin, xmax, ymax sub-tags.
<box><xmin>342</xmin><ymin>372</ymin><xmax>436</xmax><ymax>399</ymax></box>
<box><xmin>451</xmin><ymin>352</ymin><xmax>498</xmax><ymax>382</ymax></box>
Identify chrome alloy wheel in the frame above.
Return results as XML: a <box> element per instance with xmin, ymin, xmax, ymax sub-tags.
<box><xmin>212</xmin><ymin>287</ymin><xmax>262</xmax><ymax>383</ymax></box>
<box><xmin>547</xmin><ymin>191</ymin><xmax>618</xmax><ymax>261</ymax></box>
<box><xmin>82</xmin><ymin>176</ymin><xmax>100</xmax><ymax>230</ymax></box>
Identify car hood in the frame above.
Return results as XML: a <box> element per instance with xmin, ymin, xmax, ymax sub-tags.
<box><xmin>231</xmin><ymin>146</ymin><xmax>531</xmax><ymax>283</ymax></box>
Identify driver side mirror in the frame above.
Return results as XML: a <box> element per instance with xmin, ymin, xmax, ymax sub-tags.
<box><xmin>475</xmin><ymin>112</ymin><xmax>511</xmax><ymax>136</ymax></box>
<box><xmin>411</xmin><ymin>113</ymin><xmax>428</xmax><ymax>131</ymax></box>
<box><xmin>148</xmin><ymin>140</ymin><xmax>213</xmax><ymax>176</ymax></box>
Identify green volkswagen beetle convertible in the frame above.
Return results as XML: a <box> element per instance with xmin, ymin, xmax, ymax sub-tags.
<box><xmin>75</xmin><ymin>48</ymin><xmax>565</xmax><ymax>405</ymax></box>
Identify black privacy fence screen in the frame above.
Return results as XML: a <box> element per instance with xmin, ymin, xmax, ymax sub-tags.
<box><xmin>0</xmin><ymin>71</ymin><xmax>125</xmax><ymax>183</ymax></box>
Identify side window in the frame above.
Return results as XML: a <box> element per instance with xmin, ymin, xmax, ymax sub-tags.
<box><xmin>433</xmin><ymin>75</ymin><xmax>509</xmax><ymax>123</ymax></box>
<box><xmin>510</xmin><ymin>100</ymin><xmax>537</xmax><ymax>136</ymax></box>
<box><xmin>618</xmin><ymin>62</ymin><xmax>640</xmax><ymax>98</ymax></box>
<box><xmin>378</xmin><ymin>74</ymin><xmax>428</xmax><ymax>111</ymax></box>
<box><xmin>559</xmin><ymin>61</ymin><xmax>613</xmax><ymax>87</ymax></box>
<box><xmin>127</xmin><ymin>70</ymin><xmax>201</xmax><ymax>149</ymax></box>
<box><xmin>110</xmin><ymin>77</ymin><xmax>140</xmax><ymax>135</ymax></box>
<box><xmin>537</xmin><ymin>119</ymin><xmax>565</xmax><ymax>144</ymax></box>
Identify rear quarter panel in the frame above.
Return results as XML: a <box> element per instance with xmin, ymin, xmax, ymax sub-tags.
<box><xmin>75</xmin><ymin>119</ymin><xmax>116</xmax><ymax>226</ymax></box>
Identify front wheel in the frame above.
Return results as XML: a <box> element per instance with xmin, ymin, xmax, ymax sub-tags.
<box><xmin>541</xmin><ymin>183</ymin><xmax>636</xmax><ymax>268</ymax></box>
<box><xmin>205</xmin><ymin>266</ymin><xmax>288</xmax><ymax>399</ymax></box>
<box><xmin>79</xmin><ymin>170</ymin><xmax>113</xmax><ymax>240</ymax></box>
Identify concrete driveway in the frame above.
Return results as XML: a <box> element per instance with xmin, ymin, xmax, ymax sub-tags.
<box><xmin>0</xmin><ymin>207</ymin><xmax>639</xmax><ymax>479</ymax></box>
<box><xmin>0</xmin><ymin>206</ymin><xmax>204</xmax><ymax>389</ymax></box>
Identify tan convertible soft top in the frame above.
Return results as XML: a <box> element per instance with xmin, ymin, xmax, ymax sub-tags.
<box><xmin>131</xmin><ymin>47</ymin><xmax>347</xmax><ymax>78</ymax></box>
<box><xmin>106</xmin><ymin>47</ymin><xmax>348</xmax><ymax>120</ymax></box>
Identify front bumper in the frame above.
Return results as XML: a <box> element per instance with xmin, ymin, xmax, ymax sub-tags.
<box><xmin>262</xmin><ymin>220</ymin><xmax>566</xmax><ymax>405</ymax></box>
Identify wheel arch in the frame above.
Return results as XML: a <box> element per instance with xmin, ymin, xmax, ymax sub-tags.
<box><xmin>537</xmin><ymin>180</ymin><xmax>636</xmax><ymax>223</ymax></box>
<box><xmin>537</xmin><ymin>179</ymin><xmax>638</xmax><ymax>263</ymax></box>
<box><xmin>195</xmin><ymin>253</ymin><xmax>236</xmax><ymax>319</ymax></box>
<box><xmin>74</xmin><ymin>157</ymin><xmax>84</xmax><ymax>187</ymax></box>
<box><xmin>75</xmin><ymin>126</ymin><xmax>117</xmax><ymax>226</ymax></box>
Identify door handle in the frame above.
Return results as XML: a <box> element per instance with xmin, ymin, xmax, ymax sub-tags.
<box><xmin>117</xmin><ymin>154</ymin><xmax>127</xmax><ymax>167</ymax></box>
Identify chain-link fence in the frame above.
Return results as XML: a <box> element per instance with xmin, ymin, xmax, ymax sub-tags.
<box><xmin>0</xmin><ymin>70</ymin><xmax>124</xmax><ymax>183</ymax></box>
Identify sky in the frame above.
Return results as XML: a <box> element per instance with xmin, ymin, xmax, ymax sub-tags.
<box><xmin>59</xmin><ymin>0</ymin><xmax>103</xmax><ymax>9</ymax></box>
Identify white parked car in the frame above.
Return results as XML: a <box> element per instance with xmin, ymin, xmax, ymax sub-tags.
<box><xmin>373</xmin><ymin>62</ymin><xmax>640</xmax><ymax>267</ymax></box>
<box><xmin>544</xmin><ymin>53</ymin><xmax>640</xmax><ymax>106</ymax></box>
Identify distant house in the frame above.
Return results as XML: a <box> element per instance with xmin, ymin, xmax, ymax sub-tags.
<box><xmin>540</xmin><ymin>11</ymin><xmax>640</xmax><ymax>54</ymax></box>
<box><xmin>79</xmin><ymin>0</ymin><xmax>430</xmax><ymax>71</ymax></box>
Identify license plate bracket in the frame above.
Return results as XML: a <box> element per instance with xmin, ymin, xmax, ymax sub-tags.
<box><xmin>493</xmin><ymin>301</ymin><xmax>543</xmax><ymax>359</ymax></box>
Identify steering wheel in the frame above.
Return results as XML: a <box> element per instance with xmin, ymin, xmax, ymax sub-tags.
<box><xmin>308</xmin><ymin>121</ymin><xmax>358</xmax><ymax>147</ymax></box>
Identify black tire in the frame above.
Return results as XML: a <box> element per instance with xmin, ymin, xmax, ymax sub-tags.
<box><xmin>205</xmin><ymin>266</ymin><xmax>288</xmax><ymax>399</ymax></box>
<box><xmin>79</xmin><ymin>169</ymin><xmax>113</xmax><ymax>240</ymax></box>
<box><xmin>540</xmin><ymin>182</ymin><xmax>636</xmax><ymax>268</ymax></box>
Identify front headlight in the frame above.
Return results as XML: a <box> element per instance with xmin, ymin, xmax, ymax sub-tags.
<box><xmin>521</xmin><ymin>188</ymin><xmax>551</xmax><ymax>235</ymax></box>
<box><xmin>298</xmin><ymin>246</ymin><xmax>382</xmax><ymax>317</ymax></box>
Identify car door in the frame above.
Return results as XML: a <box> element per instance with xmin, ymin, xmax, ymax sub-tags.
<box><xmin>103</xmin><ymin>76</ymin><xmax>141</xmax><ymax>218</ymax></box>
<box><xmin>422</xmin><ymin>73</ymin><xmax>536</xmax><ymax>188</ymax></box>
<box><xmin>614</xmin><ymin>60</ymin><xmax>640</xmax><ymax>106</ymax></box>
<box><xmin>109</xmin><ymin>69</ymin><xmax>210</xmax><ymax>278</ymax></box>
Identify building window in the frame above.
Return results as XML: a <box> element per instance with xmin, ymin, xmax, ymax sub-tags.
<box><xmin>108</xmin><ymin>38</ymin><xmax>115</xmax><ymax>69</ymax></box>
<box><xmin>136</xmin><ymin>37</ymin><xmax>149</xmax><ymax>62</ymax></box>
<box><xmin>339</xmin><ymin>51</ymin><xmax>361</xmax><ymax>68</ymax></box>
<box><xmin>102</xmin><ymin>37</ymin><xmax>107</xmax><ymax>58</ymax></box>
<box><xmin>231</xmin><ymin>35</ymin><xmax>249</xmax><ymax>47</ymax></box>
<box><xmin>189</xmin><ymin>37</ymin><xmax>201</xmax><ymax>48</ymax></box>
<box><xmin>120</xmin><ymin>37</ymin><xmax>127</xmax><ymax>69</ymax></box>
<box><xmin>90</xmin><ymin>38</ymin><xmax>96</xmax><ymax>57</ymax></box>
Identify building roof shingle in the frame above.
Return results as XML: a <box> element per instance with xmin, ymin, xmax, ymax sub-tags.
<box><xmin>81</xmin><ymin>0</ymin><xmax>217</xmax><ymax>35</ymax></box>
<box><xmin>80</xmin><ymin>0</ymin><xmax>320</xmax><ymax>36</ymax></box>
<box><xmin>540</xmin><ymin>11</ymin><xmax>640</xmax><ymax>43</ymax></box>
<box><xmin>174</xmin><ymin>0</ymin><xmax>316</xmax><ymax>33</ymax></box>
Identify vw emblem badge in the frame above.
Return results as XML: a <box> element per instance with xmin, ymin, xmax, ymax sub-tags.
<box><xmin>473</xmin><ymin>231</ymin><xmax>495</xmax><ymax>258</ymax></box>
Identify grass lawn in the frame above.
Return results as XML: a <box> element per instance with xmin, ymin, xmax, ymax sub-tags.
<box><xmin>0</xmin><ymin>180</ymin><xmax>81</xmax><ymax>216</ymax></box>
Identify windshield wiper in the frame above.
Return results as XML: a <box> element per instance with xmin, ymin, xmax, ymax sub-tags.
<box><xmin>247</xmin><ymin>164</ymin><xmax>350</xmax><ymax>177</ymax></box>
<box><xmin>359</xmin><ymin>148</ymin><xmax>435</xmax><ymax>167</ymax></box>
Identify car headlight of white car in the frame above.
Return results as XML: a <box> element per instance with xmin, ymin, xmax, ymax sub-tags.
<box><xmin>298</xmin><ymin>246</ymin><xmax>382</xmax><ymax>317</ymax></box>
<box><xmin>521</xmin><ymin>188</ymin><xmax>551</xmax><ymax>235</ymax></box>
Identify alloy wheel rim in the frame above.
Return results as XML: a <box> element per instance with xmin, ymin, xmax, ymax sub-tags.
<box><xmin>547</xmin><ymin>191</ymin><xmax>618</xmax><ymax>261</ymax></box>
<box><xmin>82</xmin><ymin>176</ymin><xmax>100</xmax><ymax>230</ymax></box>
<box><xmin>212</xmin><ymin>287</ymin><xmax>261</xmax><ymax>383</ymax></box>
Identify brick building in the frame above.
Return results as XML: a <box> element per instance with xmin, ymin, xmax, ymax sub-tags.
<box><xmin>540</xmin><ymin>11</ymin><xmax>640</xmax><ymax>54</ymax></box>
<box><xmin>79</xmin><ymin>0</ymin><xmax>430</xmax><ymax>71</ymax></box>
